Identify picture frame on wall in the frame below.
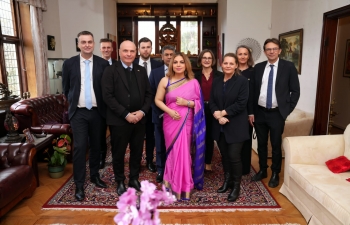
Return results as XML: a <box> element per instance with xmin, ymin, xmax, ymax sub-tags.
<box><xmin>279</xmin><ymin>29</ymin><xmax>303</xmax><ymax>74</ymax></box>
<box><xmin>107</xmin><ymin>33</ymin><xmax>118</xmax><ymax>60</ymax></box>
<box><xmin>343</xmin><ymin>39</ymin><xmax>350</xmax><ymax>78</ymax></box>
<box><xmin>47</xmin><ymin>35</ymin><xmax>55</xmax><ymax>51</ymax></box>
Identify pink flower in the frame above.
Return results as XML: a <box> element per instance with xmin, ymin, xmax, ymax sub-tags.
<box><xmin>114</xmin><ymin>180</ymin><xmax>176</xmax><ymax>225</ymax></box>
<box><xmin>117</xmin><ymin>187</ymin><xmax>137</xmax><ymax>211</ymax></box>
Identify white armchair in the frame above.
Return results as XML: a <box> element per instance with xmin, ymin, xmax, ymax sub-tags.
<box><xmin>252</xmin><ymin>108</ymin><xmax>314</xmax><ymax>157</ymax></box>
<box><xmin>279</xmin><ymin>125</ymin><xmax>350</xmax><ymax>225</ymax></box>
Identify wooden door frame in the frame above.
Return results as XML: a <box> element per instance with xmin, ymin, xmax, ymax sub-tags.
<box><xmin>313</xmin><ymin>4</ymin><xmax>350</xmax><ymax>135</ymax></box>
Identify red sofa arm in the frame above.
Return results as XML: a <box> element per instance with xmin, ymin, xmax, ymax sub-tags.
<box><xmin>31</xmin><ymin>124</ymin><xmax>71</xmax><ymax>135</ymax></box>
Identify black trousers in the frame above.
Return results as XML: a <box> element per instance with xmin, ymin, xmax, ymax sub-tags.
<box><xmin>217</xmin><ymin>133</ymin><xmax>244</xmax><ymax>182</ymax></box>
<box><xmin>204</xmin><ymin>102</ymin><xmax>215</xmax><ymax>165</ymax></box>
<box><xmin>254</xmin><ymin>107</ymin><xmax>285</xmax><ymax>173</ymax></box>
<box><xmin>241</xmin><ymin>124</ymin><xmax>253</xmax><ymax>175</ymax></box>
<box><xmin>70</xmin><ymin>108</ymin><xmax>104</xmax><ymax>189</ymax></box>
<box><xmin>110</xmin><ymin>123</ymin><xmax>145</xmax><ymax>181</ymax></box>
<box><xmin>154</xmin><ymin>122</ymin><xmax>166</xmax><ymax>174</ymax></box>
<box><xmin>100</xmin><ymin>121</ymin><xmax>108</xmax><ymax>156</ymax></box>
<box><xmin>145</xmin><ymin>109</ymin><xmax>155</xmax><ymax>163</ymax></box>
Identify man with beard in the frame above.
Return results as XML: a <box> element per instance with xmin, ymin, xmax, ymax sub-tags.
<box><xmin>133</xmin><ymin>37</ymin><xmax>162</xmax><ymax>173</ymax></box>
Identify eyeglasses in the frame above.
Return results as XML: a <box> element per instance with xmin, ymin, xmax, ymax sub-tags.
<box><xmin>265</xmin><ymin>48</ymin><xmax>279</xmax><ymax>52</ymax></box>
<box><xmin>202</xmin><ymin>57</ymin><xmax>212</xmax><ymax>61</ymax></box>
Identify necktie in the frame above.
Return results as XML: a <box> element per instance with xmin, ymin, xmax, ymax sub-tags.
<box><xmin>266</xmin><ymin>64</ymin><xmax>274</xmax><ymax>109</ymax></box>
<box><xmin>143</xmin><ymin>61</ymin><xmax>148</xmax><ymax>75</ymax></box>
<box><xmin>84</xmin><ymin>60</ymin><xmax>92</xmax><ymax>110</ymax></box>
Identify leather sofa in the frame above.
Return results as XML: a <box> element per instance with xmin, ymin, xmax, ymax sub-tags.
<box><xmin>10</xmin><ymin>94</ymin><xmax>71</xmax><ymax>137</ymax></box>
<box><xmin>0</xmin><ymin>143</ymin><xmax>37</xmax><ymax>217</ymax></box>
<box><xmin>280</xmin><ymin>124</ymin><xmax>350</xmax><ymax>225</ymax></box>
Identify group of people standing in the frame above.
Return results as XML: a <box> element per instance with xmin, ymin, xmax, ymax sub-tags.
<box><xmin>62</xmin><ymin>30</ymin><xmax>300</xmax><ymax>203</ymax></box>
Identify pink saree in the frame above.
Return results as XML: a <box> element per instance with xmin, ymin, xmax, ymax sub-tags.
<box><xmin>163</xmin><ymin>78</ymin><xmax>205</xmax><ymax>200</ymax></box>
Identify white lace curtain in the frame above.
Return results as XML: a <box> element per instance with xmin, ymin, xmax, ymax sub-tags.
<box><xmin>16</xmin><ymin>0</ymin><xmax>49</xmax><ymax>96</ymax></box>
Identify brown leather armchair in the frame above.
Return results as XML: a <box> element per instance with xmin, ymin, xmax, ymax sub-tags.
<box><xmin>0</xmin><ymin>143</ymin><xmax>37</xmax><ymax>217</ymax></box>
<box><xmin>10</xmin><ymin>94</ymin><xmax>71</xmax><ymax>136</ymax></box>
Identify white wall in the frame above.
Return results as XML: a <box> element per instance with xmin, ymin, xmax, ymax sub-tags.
<box><xmin>331</xmin><ymin>16</ymin><xmax>350</xmax><ymax>129</ymax></box>
<box><xmin>43</xmin><ymin>0</ymin><xmax>62</xmax><ymax>58</ymax></box>
<box><xmin>222</xmin><ymin>0</ymin><xmax>272</xmax><ymax>64</ymax></box>
<box><xmin>103</xmin><ymin>0</ymin><xmax>117</xmax><ymax>43</ymax></box>
<box><xmin>43</xmin><ymin>0</ymin><xmax>118</xmax><ymax>58</ymax></box>
<box><xmin>270</xmin><ymin>0</ymin><xmax>350</xmax><ymax>114</ymax></box>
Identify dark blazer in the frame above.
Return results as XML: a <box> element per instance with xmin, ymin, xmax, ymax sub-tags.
<box><xmin>194</xmin><ymin>69</ymin><xmax>223</xmax><ymax>85</ymax></box>
<box><xmin>111</xmin><ymin>59</ymin><xmax>117</xmax><ymax>65</ymax></box>
<box><xmin>133</xmin><ymin>58</ymin><xmax>163</xmax><ymax>70</ymax></box>
<box><xmin>248</xmin><ymin>58</ymin><xmax>300</xmax><ymax>120</ymax></box>
<box><xmin>209</xmin><ymin>74</ymin><xmax>249</xmax><ymax>144</ymax></box>
<box><xmin>62</xmin><ymin>54</ymin><xmax>109</xmax><ymax>119</ymax></box>
<box><xmin>101</xmin><ymin>60</ymin><xmax>152</xmax><ymax>126</ymax></box>
<box><xmin>149</xmin><ymin>65</ymin><xmax>167</xmax><ymax>124</ymax></box>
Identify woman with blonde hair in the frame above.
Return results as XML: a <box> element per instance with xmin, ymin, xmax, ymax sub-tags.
<box><xmin>210</xmin><ymin>53</ymin><xmax>249</xmax><ymax>202</ymax></box>
<box><xmin>236</xmin><ymin>45</ymin><xmax>255</xmax><ymax>175</ymax></box>
<box><xmin>155</xmin><ymin>52</ymin><xmax>205</xmax><ymax>201</ymax></box>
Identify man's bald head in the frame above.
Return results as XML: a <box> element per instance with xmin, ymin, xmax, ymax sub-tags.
<box><xmin>119</xmin><ymin>40</ymin><xmax>137</xmax><ymax>66</ymax></box>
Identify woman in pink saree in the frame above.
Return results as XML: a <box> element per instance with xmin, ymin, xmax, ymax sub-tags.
<box><xmin>155</xmin><ymin>52</ymin><xmax>205</xmax><ymax>201</ymax></box>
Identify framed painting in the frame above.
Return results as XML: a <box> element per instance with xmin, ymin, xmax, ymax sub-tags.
<box><xmin>279</xmin><ymin>29</ymin><xmax>303</xmax><ymax>74</ymax></box>
<box><xmin>47</xmin><ymin>35</ymin><xmax>55</xmax><ymax>51</ymax></box>
<box><xmin>107</xmin><ymin>33</ymin><xmax>118</xmax><ymax>60</ymax></box>
<box><xmin>343</xmin><ymin>39</ymin><xmax>350</xmax><ymax>78</ymax></box>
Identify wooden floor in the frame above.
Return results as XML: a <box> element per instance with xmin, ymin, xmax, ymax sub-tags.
<box><xmin>0</xmin><ymin>151</ymin><xmax>306</xmax><ymax>225</ymax></box>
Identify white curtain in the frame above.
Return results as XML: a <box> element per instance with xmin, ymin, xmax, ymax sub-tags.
<box><xmin>16</xmin><ymin>0</ymin><xmax>49</xmax><ymax>96</ymax></box>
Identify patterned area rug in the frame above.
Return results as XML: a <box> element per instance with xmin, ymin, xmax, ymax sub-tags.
<box><xmin>42</xmin><ymin>137</ymin><xmax>281</xmax><ymax>212</ymax></box>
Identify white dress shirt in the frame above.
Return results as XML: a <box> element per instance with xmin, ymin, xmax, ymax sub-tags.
<box><xmin>258</xmin><ymin>58</ymin><xmax>279</xmax><ymax>108</ymax></box>
<box><xmin>78</xmin><ymin>55</ymin><xmax>97</xmax><ymax>108</ymax></box>
<box><xmin>139</xmin><ymin>58</ymin><xmax>151</xmax><ymax>76</ymax></box>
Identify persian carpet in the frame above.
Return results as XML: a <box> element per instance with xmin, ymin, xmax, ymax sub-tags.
<box><xmin>42</xmin><ymin>137</ymin><xmax>281</xmax><ymax>212</ymax></box>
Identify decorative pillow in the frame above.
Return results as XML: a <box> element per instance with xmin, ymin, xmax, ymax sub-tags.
<box><xmin>325</xmin><ymin>156</ymin><xmax>350</xmax><ymax>173</ymax></box>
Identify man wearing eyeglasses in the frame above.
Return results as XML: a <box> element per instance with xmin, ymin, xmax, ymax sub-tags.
<box><xmin>248</xmin><ymin>38</ymin><xmax>300</xmax><ymax>188</ymax></box>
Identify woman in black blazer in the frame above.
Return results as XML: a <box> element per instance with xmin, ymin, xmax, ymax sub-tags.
<box><xmin>209</xmin><ymin>53</ymin><xmax>249</xmax><ymax>202</ymax></box>
<box><xmin>194</xmin><ymin>49</ymin><xmax>223</xmax><ymax>172</ymax></box>
<box><xmin>236</xmin><ymin>45</ymin><xmax>255</xmax><ymax>175</ymax></box>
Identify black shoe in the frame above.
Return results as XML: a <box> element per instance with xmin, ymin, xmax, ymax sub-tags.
<box><xmin>227</xmin><ymin>182</ymin><xmax>241</xmax><ymax>202</ymax></box>
<box><xmin>217</xmin><ymin>173</ymin><xmax>233</xmax><ymax>193</ymax></box>
<box><xmin>147</xmin><ymin>161</ymin><xmax>156</xmax><ymax>173</ymax></box>
<box><xmin>156</xmin><ymin>172</ymin><xmax>164</xmax><ymax>183</ymax></box>
<box><xmin>251</xmin><ymin>170</ymin><xmax>267</xmax><ymax>181</ymax></box>
<box><xmin>268</xmin><ymin>172</ymin><xmax>279</xmax><ymax>188</ymax></box>
<box><xmin>90</xmin><ymin>176</ymin><xmax>107</xmax><ymax>188</ymax></box>
<box><xmin>116</xmin><ymin>181</ymin><xmax>126</xmax><ymax>196</ymax></box>
<box><xmin>75</xmin><ymin>187</ymin><xmax>85</xmax><ymax>201</ymax></box>
<box><xmin>128</xmin><ymin>179</ymin><xmax>141</xmax><ymax>191</ymax></box>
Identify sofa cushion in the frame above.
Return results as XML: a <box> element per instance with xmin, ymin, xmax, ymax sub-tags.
<box><xmin>289</xmin><ymin>164</ymin><xmax>350</xmax><ymax>225</ymax></box>
<box><xmin>325</xmin><ymin>156</ymin><xmax>350</xmax><ymax>173</ymax></box>
<box><xmin>344</xmin><ymin>124</ymin><xmax>350</xmax><ymax>159</ymax></box>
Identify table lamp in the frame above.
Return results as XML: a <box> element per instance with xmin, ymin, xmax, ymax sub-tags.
<box><xmin>4</xmin><ymin>109</ymin><xmax>22</xmax><ymax>143</ymax></box>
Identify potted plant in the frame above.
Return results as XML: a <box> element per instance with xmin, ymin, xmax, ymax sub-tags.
<box><xmin>44</xmin><ymin>134</ymin><xmax>71</xmax><ymax>178</ymax></box>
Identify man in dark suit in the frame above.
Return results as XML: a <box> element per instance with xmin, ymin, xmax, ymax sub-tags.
<box><xmin>248</xmin><ymin>38</ymin><xmax>300</xmax><ymax>188</ymax></box>
<box><xmin>98</xmin><ymin>38</ymin><xmax>117</xmax><ymax>169</ymax></box>
<box><xmin>62</xmin><ymin>31</ymin><xmax>109</xmax><ymax>201</ymax></box>
<box><xmin>149</xmin><ymin>45</ymin><xmax>175</xmax><ymax>183</ymax></box>
<box><xmin>133</xmin><ymin>37</ymin><xmax>162</xmax><ymax>173</ymax></box>
<box><xmin>102</xmin><ymin>40</ymin><xmax>152</xmax><ymax>196</ymax></box>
